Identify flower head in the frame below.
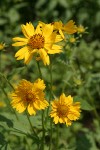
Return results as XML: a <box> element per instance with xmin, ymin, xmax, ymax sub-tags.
<box><xmin>52</xmin><ymin>21</ymin><xmax>65</xmax><ymax>39</ymax></box>
<box><xmin>69</xmin><ymin>37</ymin><xmax>76</xmax><ymax>43</ymax></box>
<box><xmin>12</xmin><ymin>22</ymin><xmax>63</xmax><ymax>65</ymax></box>
<box><xmin>77</xmin><ymin>25</ymin><xmax>85</xmax><ymax>33</ymax></box>
<box><xmin>39</xmin><ymin>20</ymin><xmax>77</xmax><ymax>39</ymax></box>
<box><xmin>0</xmin><ymin>43</ymin><xmax>5</xmax><ymax>50</ymax></box>
<box><xmin>63</xmin><ymin>20</ymin><xmax>77</xmax><ymax>34</ymax></box>
<box><xmin>50</xmin><ymin>93</ymin><xmax>81</xmax><ymax>126</ymax></box>
<box><xmin>10</xmin><ymin>79</ymin><xmax>49</xmax><ymax>115</ymax></box>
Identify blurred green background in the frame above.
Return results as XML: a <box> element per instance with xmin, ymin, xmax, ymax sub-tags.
<box><xmin>0</xmin><ymin>0</ymin><xmax>100</xmax><ymax>150</ymax></box>
<box><xmin>0</xmin><ymin>0</ymin><xmax>100</xmax><ymax>42</ymax></box>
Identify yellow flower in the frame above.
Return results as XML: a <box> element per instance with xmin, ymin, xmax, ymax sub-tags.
<box><xmin>0</xmin><ymin>43</ymin><xmax>5</xmax><ymax>50</ymax></box>
<box><xmin>12</xmin><ymin>22</ymin><xmax>63</xmax><ymax>65</ymax></box>
<box><xmin>52</xmin><ymin>21</ymin><xmax>65</xmax><ymax>39</ymax></box>
<box><xmin>63</xmin><ymin>20</ymin><xmax>77</xmax><ymax>34</ymax></box>
<box><xmin>50</xmin><ymin>93</ymin><xmax>81</xmax><ymax>126</ymax></box>
<box><xmin>39</xmin><ymin>20</ymin><xmax>77</xmax><ymax>40</ymax></box>
<box><xmin>10</xmin><ymin>79</ymin><xmax>49</xmax><ymax>115</ymax></box>
<box><xmin>77</xmin><ymin>25</ymin><xmax>85</xmax><ymax>33</ymax></box>
<box><xmin>69</xmin><ymin>37</ymin><xmax>76</xmax><ymax>43</ymax></box>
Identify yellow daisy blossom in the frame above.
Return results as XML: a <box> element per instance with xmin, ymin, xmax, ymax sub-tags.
<box><xmin>50</xmin><ymin>93</ymin><xmax>81</xmax><ymax>126</ymax></box>
<box><xmin>0</xmin><ymin>43</ymin><xmax>5</xmax><ymax>50</ymax></box>
<box><xmin>12</xmin><ymin>22</ymin><xmax>63</xmax><ymax>65</ymax></box>
<box><xmin>10</xmin><ymin>79</ymin><xmax>49</xmax><ymax>115</ymax></box>
<box><xmin>63</xmin><ymin>20</ymin><xmax>77</xmax><ymax>34</ymax></box>
<box><xmin>77</xmin><ymin>25</ymin><xmax>85</xmax><ymax>33</ymax></box>
<box><xmin>52</xmin><ymin>21</ymin><xmax>65</xmax><ymax>39</ymax></box>
<box><xmin>39</xmin><ymin>20</ymin><xmax>77</xmax><ymax>39</ymax></box>
<box><xmin>69</xmin><ymin>37</ymin><xmax>76</xmax><ymax>43</ymax></box>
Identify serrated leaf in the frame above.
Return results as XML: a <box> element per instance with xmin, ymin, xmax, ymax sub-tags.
<box><xmin>81</xmin><ymin>100</ymin><xmax>94</xmax><ymax>111</ymax></box>
<box><xmin>74</xmin><ymin>97</ymin><xmax>94</xmax><ymax>111</ymax></box>
<box><xmin>0</xmin><ymin>133</ymin><xmax>6</xmax><ymax>145</ymax></box>
<box><xmin>0</xmin><ymin>114</ymin><xmax>13</xmax><ymax>128</ymax></box>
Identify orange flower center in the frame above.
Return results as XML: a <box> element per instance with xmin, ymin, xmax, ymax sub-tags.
<box><xmin>28</xmin><ymin>34</ymin><xmax>45</xmax><ymax>49</ymax></box>
<box><xmin>57</xmin><ymin>105</ymin><xmax>68</xmax><ymax>117</ymax></box>
<box><xmin>24</xmin><ymin>90</ymin><xmax>36</xmax><ymax>103</ymax></box>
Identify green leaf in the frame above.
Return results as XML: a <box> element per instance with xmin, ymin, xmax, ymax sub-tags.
<box><xmin>0</xmin><ymin>115</ymin><xmax>13</xmax><ymax>128</ymax></box>
<box><xmin>74</xmin><ymin>97</ymin><xmax>94</xmax><ymax>111</ymax></box>
<box><xmin>81</xmin><ymin>100</ymin><xmax>94</xmax><ymax>111</ymax></box>
<box><xmin>7</xmin><ymin>8</ymin><xmax>20</xmax><ymax>23</ymax></box>
<box><xmin>0</xmin><ymin>133</ymin><xmax>6</xmax><ymax>145</ymax></box>
<box><xmin>0</xmin><ymin>19</ymin><xmax>7</xmax><ymax>25</ymax></box>
<box><xmin>58</xmin><ymin>0</ymin><xmax>68</xmax><ymax>8</ymax></box>
<box><xmin>76</xmin><ymin>125</ymin><xmax>99</xmax><ymax>149</ymax></box>
<box><xmin>35</xmin><ymin>0</ymin><xmax>46</xmax><ymax>9</ymax></box>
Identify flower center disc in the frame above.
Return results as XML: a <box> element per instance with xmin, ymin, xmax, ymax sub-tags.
<box><xmin>28</xmin><ymin>34</ymin><xmax>45</xmax><ymax>49</ymax></box>
<box><xmin>57</xmin><ymin>105</ymin><xmax>68</xmax><ymax>117</ymax></box>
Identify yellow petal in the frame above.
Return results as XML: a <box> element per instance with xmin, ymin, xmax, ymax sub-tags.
<box><xmin>27</xmin><ymin>104</ymin><xmax>36</xmax><ymax>115</ymax></box>
<box><xmin>55</xmin><ymin>35</ymin><xmax>63</xmax><ymax>43</ymax></box>
<box><xmin>16</xmin><ymin>102</ymin><xmax>26</xmax><ymax>113</ymax></box>
<box><xmin>24</xmin><ymin>53</ymin><xmax>33</xmax><ymax>64</ymax></box>
<box><xmin>39</xmin><ymin>48</ymin><xmax>50</xmax><ymax>65</ymax></box>
<box><xmin>59</xmin><ymin>118</ymin><xmax>64</xmax><ymax>123</ymax></box>
<box><xmin>21</xmin><ymin>22</ymin><xmax>34</xmax><ymax>38</ymax></box>
<box><xmin>43</xmin><ymin>24</ymin><xmax>53</xmax><ymax>38</ymax></box>
<box><xmin>67</xmin><ymin>113</ymin><xmax>79</xmax><ymax>121</ymax></box>
<box><xmin>59</xmin><ymin>93</ymin><xmax>66</xmax><ymax>104</ymax></box>
<box><xmin>59</xmin><ymin>29</ymin><xmax>65</xmax><ymax>39</ymax></box>
<box><xmin>50</xmin><ymin>112</ymin><xmax>57</xmax><ymax>117</ymax></box>
<box><xmin>35</xmin><ymin>24</ymin><xmax>42</xmax><ymax>34</ymax></box>
<box><xmin>24</xmin><ymin>51</ymin><xmax>33</xmax><ymax>64</ymax></box>
<box><xmin>64</xmin><ymin>20</ymin><xmax>77</xmax><ymax>34</ymax></box>
<box><xmin>47</xmin><ymin>44</ymin><xmax>62</xmax><ymax>54</ymax></box>
<box><xmin>15</xmin><ymin>46</ymin><xmax>28</xmax><ymax>57</ymax></box>
<box><xmin>33</xmin><ymin>79</ymin><xmax>46</xmax><ymax>90</ymax></box>
<box><xmin>12</xmin><ymin>37</ymin><xmax>28</xmax><ymax>42</ymax></box>
<box><xmin>64</xmin><ymin>118</ymin><xmax>72</xmax><ymax>126</ymax></box>
<box><xmin>0</xmin><ymin>43</ymin><xmax>5</xmax><ymax>50</ymax></box>
<box><xmin>34</xmin><ymin>101</ymin><xmax>41</xmax><ymax>110</ymax></box>
<box><xmin>66</xmin><ymin>95</ymin><xmax>73</xmax><ymax>105</ymax></box>
<box><xmin>53</xmin><ymin>21</ymin><xmax>63</xmax><ymax>29</ymax></box>
<box><xmin>54</xmin><ymin>116</ymin><xmax>59</xmax><ymax>124</ymax></box>
<box><xmin>12</xmin><ymin>42</ymin><xmax>27</xmax><ymax>47</ymax></box>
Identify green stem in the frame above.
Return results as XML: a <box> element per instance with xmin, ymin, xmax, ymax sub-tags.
<box><xmin>12</xmin><ymin>127</ymin><xmax>39</xmax><ymax>149</ymax></box>
<box><xmin>26</xmin><ymin>112</ymin><xmax>38</xmax><ymax>138</ymax></box>
<box><xmin>36</xmin><ymin>61</ymin><xmax>45</xmax><ymax>150</ymax></box>
<box><xmin>0</xmin><ymin>84</ymin><xmax>18</xmax><ymax>120</ymax></box>
<box><xmin>26</xmin><ymin>112</ymin><xmax>40</xmax><ymax>150</ymax></box>
<box><xmin>0</xmin><ymin>84</ymin><xmax>11</xmax><ymax>108</ymax></box>
<box><xmin>37</xmin><ymin>61</ymin><xmax>42</xmax><ymax>79</ymax></box>
<box><xmin>40</xmin><ymin>110</ymin><xmax>45</xmax><ymax>150</ymax></box>
<box><xmin>0</xmin><ymin>73</ymin><xmax>15</xmax><ymax>90</ymax></box>
<box><xmin>49</xmin><ymin>57</ymin><xmax>53</xmax><ymax>102</ymax></box>
<box><xmin>49</xmin><ymin>56</ymin><xmax>53</xmax><ymax>150</ymax></box>
<box><xmin>56</xmin><ymin>124</ymin><xmax>59</xmax><ymax>150</ymax></box>
<box><xmin>12</xmin><ymin>128</ymin><xmax>28</xmax><ymax>136</ymax></box>
<box><xmin>49</xmin><ymin>119</ymin><xmax>53</xmax><ymax>150</ymax></box>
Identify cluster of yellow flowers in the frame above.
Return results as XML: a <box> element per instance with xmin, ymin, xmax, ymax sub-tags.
<box><xmin>10</xmin><ymin>78</ymin><xmax>80</xmax><ymax>126</ymax></box>
<box><xmin>12</xmin><ymin>20</ymin><xmax>85</xmax><ymax>65</ymax></box>
<box><xmin>10</xmin><ymin>20</ymin><xmax>83</xmax><ymax>126</ymax></box>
